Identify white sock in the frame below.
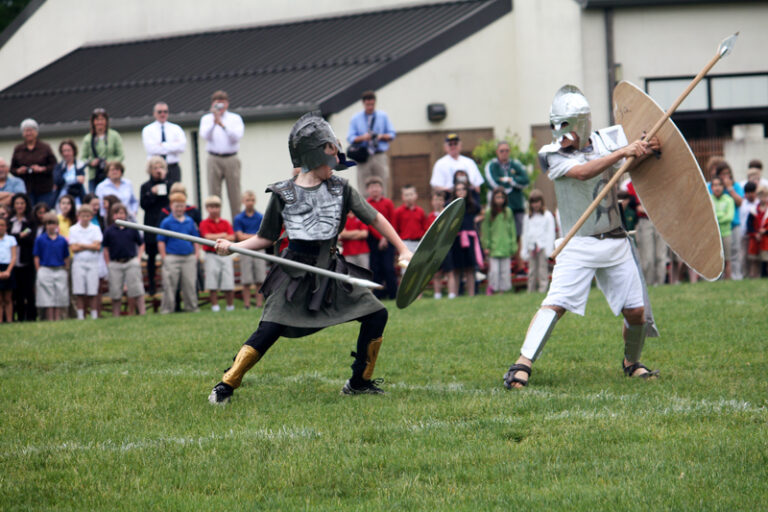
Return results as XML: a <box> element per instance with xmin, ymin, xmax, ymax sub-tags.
<box><xmin>90</xmin><ymin>310</ymin><xmax>98</xmax><ymax>319</ymax></box>
<box><xmin>76</xmin><ymin>309</ymin><xmax>85</xmax><ymax>320</ymax></box>
<box><xmin>225</xmin><ymin>305</ymin><xmax>235</xmax><ymax>311</ymax></box>
<box><xmin>448</xmin><ymin>293</ymin><xmax>457</xmax><ymax>299</ymax></box>
<box><xmin>434</xmin><ymin>292</ymin><xmax>442</xmax><ymax>299</ymax></box>
<box><xmin>211</xmin><ymin>305</ymin><xmax>220</xmax><ymax>312</ymax></box>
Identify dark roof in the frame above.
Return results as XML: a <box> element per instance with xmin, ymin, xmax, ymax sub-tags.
<box><xmin>0</xmin><ymin>0</ymin><xmax>511</xmax><ymax>138</ymax></box>
<box><xmin>576</xmin><ymin>0</ymin><xmax>761</xmax><ymax>8</ymax></box>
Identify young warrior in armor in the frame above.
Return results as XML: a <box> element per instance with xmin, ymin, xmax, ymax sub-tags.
<box><xmin>503</xmin><ymin>85</ymin><xmax>661</xmax><ymax>389</ymax></box>
<box><xmin>208</xmin><ymin>114</ymin><xmax>413</xmax><ymax>404</ymax></box>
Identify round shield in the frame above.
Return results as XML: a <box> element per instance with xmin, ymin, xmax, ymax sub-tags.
<box><xmin>614</xmin><ymin>81</ymin><xmax>723</xmax><ymax>280</ymax></box>
<box><xmin>396</xmin><ymin>197</ymin><xmax>466</xmax><ymax>309</ymax></box>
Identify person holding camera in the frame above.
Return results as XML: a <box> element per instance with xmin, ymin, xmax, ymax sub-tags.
<box><xmin>347</xmin><ymin>90</ymin><xmax>396</xmax><ymax>193</ymax></box>
<box><xmin>81</xmin><ymin>108</ymin><xmax>125</xmax><ymax>193</ymax></box>
<box><xmin>199</xmin><ymin>90</ymin><xmax>244</xmax><ymax>220</ymax></box>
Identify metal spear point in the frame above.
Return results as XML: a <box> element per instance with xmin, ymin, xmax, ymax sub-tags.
<box><xmin>115</xmin><ymin>220</ymin><xmax>384</xmax><ymax>290</ymax></box>
<box><xmin>718</xmin><ymin>32</ymin><xmax>739</xmax><ymax>58</ymax></box>
<box><xmin>550</xmin><ymin>33</ymin><xmax>739</xmax><ymax>259</ymax></box>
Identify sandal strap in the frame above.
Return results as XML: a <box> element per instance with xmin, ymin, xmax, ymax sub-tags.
<box><xmin>623</xmin><ymin>361</ymin><xmax>659</xmax><ymax>378</ymax></box>
<box><xmin>508</xmin><ymin>363</ymin><xmax>531</xmax><ymax>376</ymax></box>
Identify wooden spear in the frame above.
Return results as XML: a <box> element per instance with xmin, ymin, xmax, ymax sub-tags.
<box><xmin>550</xmin><ymin>32</ymin><xmax>738</xmax><ymax>259</ymax></box>
<box><xmin>115</xmin><ymin>220</ymin><xmax>383</xmax><ymax>290</ymax></box>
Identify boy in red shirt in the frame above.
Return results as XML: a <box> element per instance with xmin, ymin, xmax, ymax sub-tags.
<box><xmin>199</xmin><ymin>195</ymin><xmax>236</xmax><ymax>311</ymax></box>
<box><xmin>365</xmin><ymin>176</ymin><xmax>397</xmax><ymax>299</ymax></box>
<box><xmin>394</xmin><ymin>184</ymin><xmax>427</xmax><ymax>253</ymax></box>
<box><xmin>340</xmin><ymin>212</ymin><xmax>370</xmax><ymax>269</ymax></box>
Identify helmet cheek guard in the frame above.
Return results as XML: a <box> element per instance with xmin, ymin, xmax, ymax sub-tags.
<box><xmin>549</xmin><ymin>85</ymin><xmax>592</xmax><ymax>150</ymax></box>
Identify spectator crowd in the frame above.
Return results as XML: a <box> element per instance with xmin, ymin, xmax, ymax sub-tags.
<box><xmin>1</xmin><ymin>88</ymin><xmax>766</xmax><ymax>325</ymax></box>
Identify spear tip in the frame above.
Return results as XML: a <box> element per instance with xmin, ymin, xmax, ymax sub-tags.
<box><xmin>718</xmin><ymin>32</ymin><xmax>739</xmax><ymax>58</ymax></box>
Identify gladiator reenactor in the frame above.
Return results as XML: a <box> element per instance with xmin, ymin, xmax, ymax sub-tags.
<box><xmin>208</xmin><ymin>114</ymin><xmax>413</xmax><ymax>404</ymax></box>
<box><xmin>503</xmin><ymin>85</ymin><xmax>662</xmax><ymax>389</ymax></box>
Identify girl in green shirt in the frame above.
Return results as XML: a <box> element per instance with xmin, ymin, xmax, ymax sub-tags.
<box><xmin>81</xmin><ymin>108</ymin><xmax>124</xmax><ymax>192</ymax></box>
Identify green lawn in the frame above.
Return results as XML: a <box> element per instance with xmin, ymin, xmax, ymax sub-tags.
<box><xmin>1</xmin><ymin>280</ymin><xmax>766</xmax><ymax>511</ymax></box>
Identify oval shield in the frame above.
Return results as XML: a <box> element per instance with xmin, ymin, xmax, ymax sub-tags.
<box><xmin>613</xmin><ymin>81</ymin><xmax>724</xmax><ymax>281</ymax></box>
<box><xmin>396</xmin><ymin>197</ymin><xmax>466</xmax><ymax>309</ymax></box>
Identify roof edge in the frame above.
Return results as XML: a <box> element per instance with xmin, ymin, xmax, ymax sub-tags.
<box><xmin>0</xmin><ymin>0</ymin><xmax>47</xmax><ymax>50</ymax></box>
<box><xmin>319</xmin><ymin>0</ymin><xmax>512</xmax><ymax>115</ymax></box>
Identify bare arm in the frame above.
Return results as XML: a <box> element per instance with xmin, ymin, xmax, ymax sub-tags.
<box><xmin>215</xmin><ymin>234</ymin><xmax>274</xmax><ymax>255</ymax></box>
<box><xmin>565</xmin><ymin>139</ymin><xmax>655</xmax><ymax>181</ymax></box>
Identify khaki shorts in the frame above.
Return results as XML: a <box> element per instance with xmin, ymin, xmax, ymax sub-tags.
<box><xmin>36</xmin><ymin>266</ymin><xmax>69</xmax><ymax>307</ymax></box>
<box><xmin>239</xmin><ymin>254</ymin><xmax>267</xmax><ymax>285</ymax></box>
<box><xmin>204</xmin><ymin>252</ymin><xmax>235</xmax><ymax>291</ymax></box>
<box><xmin>108</xmin><ymin>258</ymin><xmax>145</xmax><ymax>299</ymax></box>
<box><xmin>71</xmin><ymin>260</ymin><xmax>100</xmax><ymax>296</ymax></box>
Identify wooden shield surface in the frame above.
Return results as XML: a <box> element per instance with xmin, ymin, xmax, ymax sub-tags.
<box><xmin>613</xmin><ymin>81</ymin><xmax>723</xmax><ymax>280</ymax></box>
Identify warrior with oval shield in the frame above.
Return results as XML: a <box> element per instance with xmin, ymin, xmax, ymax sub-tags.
<box><xmin>208</xmin><ymin>114</ymin><xmax>413</xmax><ymax>404</ymax></box>
<box><xmin>503</xmin><ymin>85</ymin><xmax>661</xmax><ymax>389</ymax></box>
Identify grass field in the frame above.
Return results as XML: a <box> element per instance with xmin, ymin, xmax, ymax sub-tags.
<box><xmin>1</xmin><ymin>279</ymin><xmax>766</xmax><ymax>511</ymax></box>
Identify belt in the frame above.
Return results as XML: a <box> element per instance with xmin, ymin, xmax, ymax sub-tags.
<box><xmin>114</xmin><ymin>257</ymin><xmax>134</xmax><ymax>263</ymax></box>
<box><xmin>590</xmin><ymin>228</ymin><xmax>628</xmax><ymax>240</ymax></box>
<box><xmin>209</xmin><ymin>151</ymin><xmax>237</xmax><ymax>157</ymax></box>
<box><xmin>288</xmin><ymin>240</ymin><xmax>337</xmax><ymax>256</ymax></box>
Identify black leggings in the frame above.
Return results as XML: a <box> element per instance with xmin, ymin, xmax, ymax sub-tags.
<box><xmin>243</xmin><ymin>308</ymin><xmax>389</xmax><ymax>377</ymax></box>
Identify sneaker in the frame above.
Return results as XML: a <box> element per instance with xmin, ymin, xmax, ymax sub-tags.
<box><xmin>340</xmin><ymin>378</ymin><xmax>385</xmax><ymax>395</ymax></box>
<box><xmin>208</xmin><ymin>382</ymin><xmax>234</xmax><ymax>404</ymax></box>
<box><xmin>211</xmin><ymin>305</ymin><xmax>221</xmax><ymax>312</ymax></box>
<box><xmin>434</xmin><ymin>292</ymin><xmax>442</xmax><ymax>300</ymax></box>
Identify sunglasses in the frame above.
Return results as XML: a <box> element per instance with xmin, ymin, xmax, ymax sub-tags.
<box><xmin>447</xmin><ymin>141</ymin><xmax>459</xmax><ymax>146</ymax></box>
<box><xmin>156</xmin><ymin>109</ymin><xmax>169</xmax><ymax>114</ymax></box>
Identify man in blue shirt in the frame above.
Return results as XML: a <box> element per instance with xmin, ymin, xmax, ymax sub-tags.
<box><xmin>158</xmin><ymin>192</ymin><xmax>200</xmax><ymax>313</ymax></box>
<box><xmin>347</xmin><ymin>90</ymin><xmax>396</xmax><ymax>193</ymax></box>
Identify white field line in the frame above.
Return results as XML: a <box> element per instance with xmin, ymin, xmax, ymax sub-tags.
<box><xmin>6</xmin><ymin>426</ymin><xmax>321</xmax><ymax>457</ymax></box>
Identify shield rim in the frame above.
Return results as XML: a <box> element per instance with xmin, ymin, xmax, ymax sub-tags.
<box><xmin>396</xmin><ymin>197</ymin><xmax>466</xmax><ymax>309</ymax></box>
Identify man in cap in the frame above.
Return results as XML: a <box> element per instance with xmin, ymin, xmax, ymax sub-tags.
<box><xmin>503</xmin><ymin>85</ymin><xmax>661</xmax><ymax>390</ymax></box>
<box><xmin>208</xmin><ymin>113</ymin><xmax>413</xmax><ymax>405</ymax></box>
<box><xmin>430</xmin><ymin>133</ymin><xmax>484</xmax><ymax>194</ymax></box>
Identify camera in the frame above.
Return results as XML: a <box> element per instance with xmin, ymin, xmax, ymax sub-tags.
<box><xmin>214</xmin><ymin>102</ymin><xmax>225</xmax><ymax>112</ymax></box>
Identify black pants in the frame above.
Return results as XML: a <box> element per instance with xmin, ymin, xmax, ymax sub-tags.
<box><xmin>368</xmin><ymin>234</ymin><xmax>397</xmax><ymax>300</ymax></box>
<box><xmin>243</xmin><ymin>308</ymin><xmax>388</xmax><ymax>379</ymax></box>
<box><xmin>166</xmin><ymin>163</ymin><xmax>181</xmax><ymax>186</ymax></box>
<box><xmin>145</xmin><ymin>239</ymin><xmax>159</xmax><ymax>294</ymax></box>
<box><xmin>13</xmin><ymin>265</ymin><xmax>36</xmax><ymax>321</ymax></box>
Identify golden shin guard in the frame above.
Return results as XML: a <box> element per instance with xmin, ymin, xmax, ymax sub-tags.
<box><xmin>361</xmin><ymin>337</ymin><xmax>383</xmax><ymax>381</ymax></box>
<box><xmin>222</xmin><ymin>345</ymin><xmax>262</xmax><ymax>389</ymax></box>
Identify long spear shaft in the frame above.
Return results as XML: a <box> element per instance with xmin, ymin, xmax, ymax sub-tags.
<box><xmin>115</xmin><ymin>220</ymin><xmax>383</xmax><ymax>290</ymax></box>
<box><xmin>550</xmin><ymin>32</ymin><xmax>738</xmax><ymax>259</ymax></box>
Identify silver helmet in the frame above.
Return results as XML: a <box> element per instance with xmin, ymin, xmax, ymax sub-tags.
<box><xmin>549</xmin><ymin>85</ymin><xmax>591</xmax><ymax>150</ymax></box>
<box><xmin>288</xmin><ymin>113</ymin><xmax>352</xmax><ymax>172</ymax></box>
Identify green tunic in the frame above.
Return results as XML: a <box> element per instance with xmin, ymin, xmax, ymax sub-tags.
<box><xmin>257</xmin><ymin>176</ymin><xmax>384</xmax><ymax>338</ymax></box>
